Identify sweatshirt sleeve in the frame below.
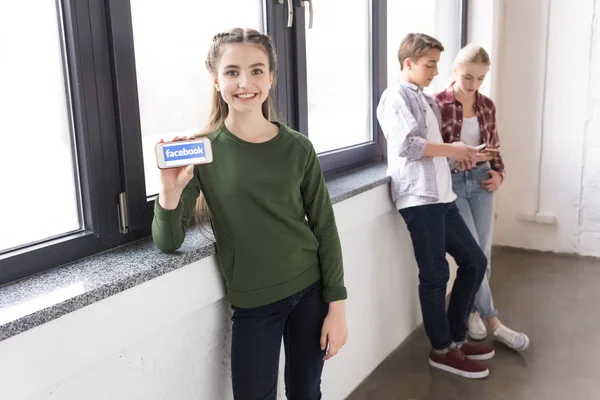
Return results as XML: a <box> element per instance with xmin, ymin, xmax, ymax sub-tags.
<box><xmin>301</xmin><ymin>143</ymin><xmax>347</xmax><ymax>303</ymax></box>
<box><xmin>151</xmin><ymin>168</ymin><xmax>202</xmax><ymax>253</ymax></box>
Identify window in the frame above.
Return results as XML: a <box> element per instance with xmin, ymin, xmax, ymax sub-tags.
<box><xmin>129</xmin><ymin>0</ymin><xmax>265</xmax><ymax>197</ymax></box>
<box><xmin>304</xmin><ymin>0</ymin><xmax>373</xmax><ymax>154</ymax></box>
<box><xmin>0</xmin><ymin>0</ymin><xmax>122</xmax><ymax>284</ymax></box>
<box><xmin>0</xmin><ymin>1</ymin><xmax>81</xmax><ymax>252</ymax></box>
<box><xmin>286</xmin><ymin>0</ymin><xmax>387</xmax><ymax>173</ymax></box>
<box><xmin>0</xmin><ymin>0</ymin><xmax>466</xmax><ymax>285</ymax></box>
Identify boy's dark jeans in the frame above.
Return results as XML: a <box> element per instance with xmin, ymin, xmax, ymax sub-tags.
<box><xmin>400</xmin><ymin>202</ymin><xmax>487</xmax><ymax>350</ymax></box>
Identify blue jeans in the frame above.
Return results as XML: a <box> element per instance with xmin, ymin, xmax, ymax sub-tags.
<box><xmin>231</xmin><ymin>280</ymin><xmax>328</xmax><ymax>400</ymax></box>
<box><xmin>400</xmin><ymin>202</ymin><xmax>487</xmax><ymax>350</ymax></box>
<box><xmin>451</xmin><ymin>162</ymin><xmax>499</xmax><ymax>320</ymax></box>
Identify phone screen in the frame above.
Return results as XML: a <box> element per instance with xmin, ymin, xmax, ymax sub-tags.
<box><xmin>161</xmin><ymin>140</ymin><xmax>208</xmax><ymax>168</ymax></box>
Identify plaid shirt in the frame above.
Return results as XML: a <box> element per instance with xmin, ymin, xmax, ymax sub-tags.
<box><xmin>434</xmin><ymin>85</ymin><xmax>505</xmax><ymax>179</ymax></box>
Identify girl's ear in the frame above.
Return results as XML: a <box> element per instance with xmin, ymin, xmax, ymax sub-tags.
<box><xmin>269</xmin><ymin>72</ymin><xmax>274</xmax><ymax>89</ymax></box>
<box><xmin>213</xmin><ymin>75</ymin><xmax>220</xmax><ymax>92</ymax></box>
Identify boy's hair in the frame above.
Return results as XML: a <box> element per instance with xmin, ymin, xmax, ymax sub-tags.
<box><xmin>398</xmin><ymin>33</ymin><xmax>445</xmax><ymax>70</ymax></box>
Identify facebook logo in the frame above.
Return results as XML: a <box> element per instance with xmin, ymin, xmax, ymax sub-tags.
<box><xmin>162</xmin><ymin>142</ymin><xmax>206</xmax><ymax>167</ymax></box>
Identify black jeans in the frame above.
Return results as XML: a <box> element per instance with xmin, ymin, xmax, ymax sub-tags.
<box><xmin>400</xmin><ymin>202</ymin><xmax>487</xmax><ymax>350</ymax></box>
<box><xmin>231</xmin><ymin>280</ymin><xmax>328</xmax><ymax>400</ymax></box>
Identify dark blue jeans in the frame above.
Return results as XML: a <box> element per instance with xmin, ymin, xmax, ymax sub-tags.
<box><xmin>231</xmin><ymin>280</ymin><xmax>328</xmax><ymax>400</ymax></box>
<box><xmin>400</xmin><ymin>202</ymin><xmax>487</xmax><ymax>350</ymax></box>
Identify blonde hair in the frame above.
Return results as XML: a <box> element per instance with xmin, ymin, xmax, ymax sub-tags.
<box><xmin>453</xmin><ymin>44</ymin><xmax>491</xmax><ymax>70</ymax></box>
<box><xmin>195</xmin><ymin>28</ymin><xmax>281</xmax><ymax>226</ymax></box>
<box><xmin>398</xmin><ymin>33</ymin><xmax>444</xmax><ymax>70</ymax></box>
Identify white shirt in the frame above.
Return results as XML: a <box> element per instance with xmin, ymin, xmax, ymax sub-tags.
<box><xmin>394</xmin><ymin>94</ymin><xmax>456</xmax><ymax>210</ymax></box>
<box><xmin>460</xmin><ymin>116</ymin><xmax>482</xmax><ymax>147</ymax></box>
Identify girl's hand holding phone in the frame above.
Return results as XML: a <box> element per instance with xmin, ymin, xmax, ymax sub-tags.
<box><xmin>157</xmin><ymin>136</ymin><xmax>196</xmax><ymax>210</ymax></box>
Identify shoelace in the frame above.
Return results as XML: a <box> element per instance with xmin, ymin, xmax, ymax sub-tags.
<box><xmin>450</xmin><ymin>348</ymin><xmax>467</xmax><ymax>360</ymax></box>
<box><xmin>496</xmin><ymin>325</ymin><xmax>518</xmax><ymax>345</ymax></box>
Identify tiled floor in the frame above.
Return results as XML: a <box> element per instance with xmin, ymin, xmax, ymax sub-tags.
<box><xmin>347</xmin><ymin>248</ymin><xmax>600</xmax><ymax>400</ymax></box>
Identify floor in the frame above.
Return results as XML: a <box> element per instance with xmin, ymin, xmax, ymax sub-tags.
<box><xmin>346</xmin><ymin>248</ymin><xmax>600</xmax><ymax>400</ymax></box>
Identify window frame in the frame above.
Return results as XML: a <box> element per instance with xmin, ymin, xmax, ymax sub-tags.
<box><xmin>0</xmin><ymin>0</ymin><xmax>467</xmax><ymax>286</ymax></box>
<box><xmin>108</xmin><ymin>0</ymin><xmax>389</xmax><ymax>235</ymax></box>
<box><xmin>105</xmin><ymin>0</ymin><xmax>153</xmax><ymax>235</ymax></box>
<box><xmin>320</xmin><ymin>0</ymin><xmax>387</xmax><ymax>175</ymax></box>
<box><xmin>0</xmin><ymin>0</ymin><xmax>123</xmax><ymax>285</ymax></box>
<box><xmin>461</xmin><ymin>0</ymin><xmax>469</xmax><ymax>48</ymax></box>
<box><xmin>271</xmin><ymin>0</ymin><xmax>388</xmax><ymax>175</ymax></box>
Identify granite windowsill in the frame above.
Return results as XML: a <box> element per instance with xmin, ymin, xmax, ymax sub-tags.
<box><xmin>0</xmin><ymin>163</ymin><xmax>389</xmax><ymax>342</ymax></box>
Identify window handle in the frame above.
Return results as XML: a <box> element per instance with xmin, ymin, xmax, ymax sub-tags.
<box><xmin>302</xmin><ymin>0</ymin><xmax>313</xmax><ymax>29</ymax></box>
<box><xmin>287</xmin><ymin>0</ymin><xmax>294</xmax><ymax>27</ymax></box>
<box><xmin>277</xmin><ymin>0</ymin><xmax>294</xmax><ymax>28</ymax></box>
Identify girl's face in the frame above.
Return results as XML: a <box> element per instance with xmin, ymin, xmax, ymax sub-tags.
<box><xmin>454</xmin><ymin>63</ymin><xmax>489</xmax><ymax>94</ymax></box>
<box><xmin>214</xmin><ymin>43</ymin><xmax>273</xmax><ymax>115</ymax></box>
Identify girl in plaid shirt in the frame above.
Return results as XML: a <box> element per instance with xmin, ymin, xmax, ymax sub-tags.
<box><xmin>435</xmin><ymin>44</ymin><xmax>529</xmax><ymax>352</ymax></box>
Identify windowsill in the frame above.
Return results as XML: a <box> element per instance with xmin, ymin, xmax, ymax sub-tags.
<box><xmin>0</xmin><ymin>162</ymin><xmax>389</xmax><ymax>342</ymax></box>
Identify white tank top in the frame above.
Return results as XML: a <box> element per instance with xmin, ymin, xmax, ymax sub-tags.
<box><xmin>460</xmin><ymin>116</ymin><xmax>482</xmax><ymax>146</ymax></box>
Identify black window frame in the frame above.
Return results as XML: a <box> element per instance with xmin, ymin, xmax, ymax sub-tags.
<box><xmin>106</xmin><ymin>0</ymin><xmax>389</xmax><ymax>234</ymax></box>
<box><xmin>461</xmin><ymin>0</ymin><xmax>469</xmax><ymax>47</ymax></box>
<box><xmin>271</xmin><ymin>0</ymin><xmax>388</xmax><ymax>175</ymax></box>
<box><xmin>0</xmin><ymin>0</ymin><xmax>123</xmax><ymax>285</ymax></box>
<box><xmin>0</xmin><ymin>0</ymin><xmax>467</xmax><ymax>286</ymax></box>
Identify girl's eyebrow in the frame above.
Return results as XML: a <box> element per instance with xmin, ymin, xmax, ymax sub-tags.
<box><xmin>223</xmin><ymin>62</ymin><xmax>266</xmax><ymax>69</ymax></box>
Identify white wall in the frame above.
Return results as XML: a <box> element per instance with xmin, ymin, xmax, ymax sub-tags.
<box><xmin>470</xmin><ymin>0</ymin><xmax>600</xmax><ymax>256</ymax></box>
<box><xmin>0</xmin><ymin>184</ymin><xmax>444</xmax><ymax>400</ymax></box>
<box><xmin>579</xmin><ymin>0</ymin><xmax>600</xmax><ymax>256</ymax></box>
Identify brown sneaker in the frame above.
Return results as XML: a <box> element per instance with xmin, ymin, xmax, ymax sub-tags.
<box><xmin>429</xmin><ymin>349</ymin><xmax>489</xmax><ymax>379</ymax></box>
<box><xmin>460</xmin><ymin>341</ymin><xmax>495</xmax><ymax>361</ymax></box>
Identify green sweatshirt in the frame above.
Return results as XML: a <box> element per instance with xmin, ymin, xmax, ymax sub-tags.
<box><xmin>152</xmin><ymin>123</ymin><xmax>347</xmax><ymax>308</ymax></box>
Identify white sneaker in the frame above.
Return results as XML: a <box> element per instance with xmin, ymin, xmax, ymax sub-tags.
<box><xmin>493</xmin><ymin>324</ymin><xmax>530</xmax><ymax>351</ymax></box>
<box><xmin>468</xmin><ymin>312</ymin><xmax>487</xmax><ymax>340</ymax></box>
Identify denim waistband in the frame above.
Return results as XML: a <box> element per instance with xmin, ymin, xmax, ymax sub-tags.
<box><xmin>451</xmin><ymin>161</ymin><xmax>489</xmax><ymax>174</ymax></box>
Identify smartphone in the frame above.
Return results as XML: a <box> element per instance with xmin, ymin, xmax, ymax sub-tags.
<box><xmin>483</xmin><ymin>148</ymin><xmax>500</xmax><ymax>153</ymax></box>
<box><xmin>155</xmin><ymin>137</ymin><xmax>213</xmax><ymax>169</ymax></box>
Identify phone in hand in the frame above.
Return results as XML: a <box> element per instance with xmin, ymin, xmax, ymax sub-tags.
<box><xmin>483</xmin><ymin>148</ymin><xmax>500</xmax><ymax>154</ymax></box>
<box><xmin>474</xmin><ymin>143</ymin><xmax>487</xmax><ymax>151</ymax></box>
<box><xmin>155</xmin><ymin>137</ymin><xmax>213</xmax><ymax>169</ymax></box>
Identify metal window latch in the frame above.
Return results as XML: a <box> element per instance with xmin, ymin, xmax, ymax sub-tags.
<box><xmin>302</xmin><ymin>0</ymin><xmax>313</xmax><ymax>29</ymax></box>
<box><xmin>118</xmin><ymin>192</ymin><xmax>129</xmax><ymax>234</ymax></box>
<box><xmin>277</xmin><ymin>0</ymin><xmax>294</xmax><ymax>27</ymax></box>
<box><xmin>287</xmin><ymin>0</ymin><xmax>294</xmax><ymax>27</ymax></box>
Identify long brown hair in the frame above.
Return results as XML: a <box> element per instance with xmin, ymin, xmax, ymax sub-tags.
<box><xmin>194</xmin><ymin>28</ymin><xmax>280</xmax><ymax>226</ymax></box>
